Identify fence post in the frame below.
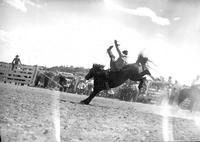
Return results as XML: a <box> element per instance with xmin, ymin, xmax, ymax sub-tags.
<box><xmin>30</xmin><ymin>65</ymin><xmax>38</xmax><ymax>86</ymax></box>
<box><xmin>0</xmin><ymin>62</ymin><xmax>40</xmax><ymax>86</ymax></box>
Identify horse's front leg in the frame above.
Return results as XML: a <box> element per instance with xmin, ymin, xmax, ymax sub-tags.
<box><xmin>134</xmin><ymin>79</ymin><xmax>144</xmax><ymax>102</ymax></box>
<box><xmin>80</xmin><ymin>89</ymin><xmax>100</xmax><ymax>105</ymax></box>
<box><xmin>132</xmin><ymin>86</ymin><xmax>139</xmax><ymax>102</ymax></box>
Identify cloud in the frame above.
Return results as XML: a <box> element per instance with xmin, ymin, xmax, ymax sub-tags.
<box><xmin>0</xmin><ymin>29</ymin><xmax>10</xmax><ymax>42</ymax></box>
<box><xmin>3</xmin><ymin>0</ymin><xmax>27</xmax><ymax>12</ymax></box>
<box><xmin>3</xmin><ymin>0</ymin><xmax>41</xmax><ymax>12</ymax></box>
<box><xmin>26</xmin><ymin>0</ymin><xmax>41</xmax><ymax>8</ymax></box>
<box><xmin>104</xmin><ymin>0</ymin><xmax>170</xmax><ymax>26</ymax></box>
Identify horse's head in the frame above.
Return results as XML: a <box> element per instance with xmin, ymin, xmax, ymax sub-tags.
<box><xmin>136</xmin><ymin>53</ymin><xmax>149</xmax><ymax>65</ymax></box>
<box><xmin>85</xmin><ymin>67</ymin><xmax>95</xmax><ymax>80</ymax></box>
<box><xmin>85</xmin><ymin>64</ymin><xmax>105</xmax><ymax>80</ymax></box>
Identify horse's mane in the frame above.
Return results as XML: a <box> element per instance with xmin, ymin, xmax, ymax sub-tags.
<box><xmin>93</xmin><ymin>64</ymin><xmax>105</xmax><ymax>70</ymax></box>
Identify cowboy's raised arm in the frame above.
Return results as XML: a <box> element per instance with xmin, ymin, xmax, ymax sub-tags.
<box><xmin>114</xmin><ymin>40</ymin><xmax>123</xmax><ymax>57</ymax></box>
<box><xmin>12</xmin><ymin>58</ymin><xmax>15</xmax><ymax>64</ymax></box>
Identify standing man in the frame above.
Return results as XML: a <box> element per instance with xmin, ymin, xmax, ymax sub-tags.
<box><xmin>11</xmin><ymin>55</ymin><xmax>21</xmax><ymax>70</ymax></box>
<box><xmin>58</xmin><ymin>73</ymin><xmax>66</xmax><ymax>92</ymax></box>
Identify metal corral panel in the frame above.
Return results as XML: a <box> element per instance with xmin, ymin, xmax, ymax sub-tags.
<box><xmin>147</xmin><ymin>88</ymin><xmax>165</xmax><ymax>104</ymax></box>
<box><xmin>0</xmin><ymin>62</ymin><xmax>39</xmax><ymax>86</ymax></box>
<box><xmin>0</xmin><ymin>62</ymin><xmax>10</xmax><ymax>81</ymax></box>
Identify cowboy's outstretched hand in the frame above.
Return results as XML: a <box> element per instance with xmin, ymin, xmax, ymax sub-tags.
<box><xmin>114</xmin><ymin>40</ymin><xmax>120</xmax><ymax>47</ymax></box>
<box><xmin>150</xmin><ymin>75</ymin><xmax>155</xmax><ymax>81</ymax></box>
<box><xmin>108</xmin><ymin>46</ymin><xmax>113</xmax><ymax>50</ymax></box>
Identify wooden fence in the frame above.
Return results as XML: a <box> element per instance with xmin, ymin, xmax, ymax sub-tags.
<box><xmin>0</xmin><ymin>62</ymin><xmax>39</xmax><ymax>86</ymax></box>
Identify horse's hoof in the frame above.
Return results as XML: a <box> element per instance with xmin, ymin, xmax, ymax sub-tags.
<box><xmin>80</xmin><ymin>100</ymin><xmax>89</xmax><ymax>105</ymax></box>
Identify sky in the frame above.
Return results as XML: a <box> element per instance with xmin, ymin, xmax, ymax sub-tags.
<box><xmin>0</xmin><ymin>0</ymin><xmax>200</xmax><ymax>85</ymax></box>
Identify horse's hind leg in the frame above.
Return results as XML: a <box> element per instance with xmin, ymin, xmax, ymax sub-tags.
<box><xmin>189</xmin><ymin>98</ymin><xmax>195</xmax><ymax>112</ymax></box>
<box><xmin>80</xmin><ymin>90</ymin><xmax>100</xmax><ymax>105</ymax></box>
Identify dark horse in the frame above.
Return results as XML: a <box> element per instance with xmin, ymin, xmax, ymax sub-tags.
<box><xmin>80</xmin><ymin>63</ymin><xmax>152</xmax><ymax>105</ymax></box>
<box><xmin>177</xmin><ymin>86</ymin><xmax>200</xmax><ymax>111</ymax></box>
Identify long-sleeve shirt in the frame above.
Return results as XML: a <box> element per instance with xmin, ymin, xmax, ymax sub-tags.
<box><xmin>115</xmin><ymin>55</ymin><xmax>128</xmax><ymax>70</ymax></box>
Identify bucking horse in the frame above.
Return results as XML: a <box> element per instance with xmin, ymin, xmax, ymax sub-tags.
<box><xmin>80</xmin><ymin>55</ymin><xmax>154</xmax><ymax>105</ymax></box>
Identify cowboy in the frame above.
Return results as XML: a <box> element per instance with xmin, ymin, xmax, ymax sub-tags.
<box><xmin>11</xmin><ymin>55</ymin><xmax>21</xmax><ymax>70</ymax></box>
<box><xmin>105</xmin><ymin>40</ymin><xmax>128</xmax><ymax>93</ymax></box>
<box><xmin>107</xmin><ymin>40</ymin><xmax>128</xmax><ymax>71</ymax></box>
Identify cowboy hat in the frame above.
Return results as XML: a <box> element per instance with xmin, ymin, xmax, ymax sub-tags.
<box><xmin>122</xmin><ymin>50</ymin><xmax>128</xmax><ymax>55</ymax></box>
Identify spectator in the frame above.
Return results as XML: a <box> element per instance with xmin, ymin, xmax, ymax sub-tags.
<box><xmin>58</xmin><ymin>73</ymin><xmax>67</xmax><ymax>92</ymax></box>
<box><xmin>77</xmin><ymin>80</ymin><xmax>86</xmax><ymax>94</ymax></box>
<box><xmin>11</xmin><ymin>55</ymin><xmax>21</xmax><ymax>70</ymax></box>
<box><xmin>169</xmin><ymin>80</ymin><xmax>180</xmax><ymax>105</ymax></box>
<box><xmin>85</xmin><ymin>80</ymin><xmax>93</xmax><ymax>95</ymax></box>
<box><xmin>167</xmin><ymin>76</ymin><xmax>173</xmax><ymax>89</ymax></box>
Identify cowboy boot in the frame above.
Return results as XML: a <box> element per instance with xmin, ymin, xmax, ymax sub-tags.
<box><xmin>104</xmin><ymin>71</ymin><xmax>110</xmax><ymax>89</ymax></box>
<box><xmin>107</xmin><ymin>45</ymin><xmax>113</xmax><ymax>52</ymax></box>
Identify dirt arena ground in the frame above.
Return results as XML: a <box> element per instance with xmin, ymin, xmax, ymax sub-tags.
<box><xmin>1</xmin><ymin>83</ymin><xmax>200</xmax><ymax>142</ymax></box>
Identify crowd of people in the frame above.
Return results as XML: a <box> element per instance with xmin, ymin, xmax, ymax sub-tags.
<box><xmin>33</xmin><ymin>70</ymin><xmax>93</xmax><ymax>95</ymax></box>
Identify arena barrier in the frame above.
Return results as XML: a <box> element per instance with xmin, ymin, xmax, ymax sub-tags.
<box><xmin>144</xmin><ymin>81</ymin><xmax>167</xmax><ymax>104</ymax></box>
<box><xmin>0</xmin><ymin>62</ymin><xmax>39</xmax><ymax>86</ymax></box>
<box><xmin>147</xmin><ymin>88</ymin><xmax>165</xmax><ymax>104</ymax></box>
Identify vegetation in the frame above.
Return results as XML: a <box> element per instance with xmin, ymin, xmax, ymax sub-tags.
<box><xmin>47</xmin><ymin>65</ymin><xmax>89</xmax><ymax>76</ymax></box>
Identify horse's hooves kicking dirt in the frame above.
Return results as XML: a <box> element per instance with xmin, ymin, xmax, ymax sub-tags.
<box><xmin>79</xmin><ymin>101</ymin><xmax>90</xmax><ymax>105</ymax></box>
<box><xmin>60</xmin><ymin>99</ymin><xmax>67</xmax><ymax>102</ymax></box>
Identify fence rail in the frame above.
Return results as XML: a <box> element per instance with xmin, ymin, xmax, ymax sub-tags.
<box><xmin>146</xmin><ymin>85</ymin><xmax>166</xmax><ymax>104</ymax></box>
